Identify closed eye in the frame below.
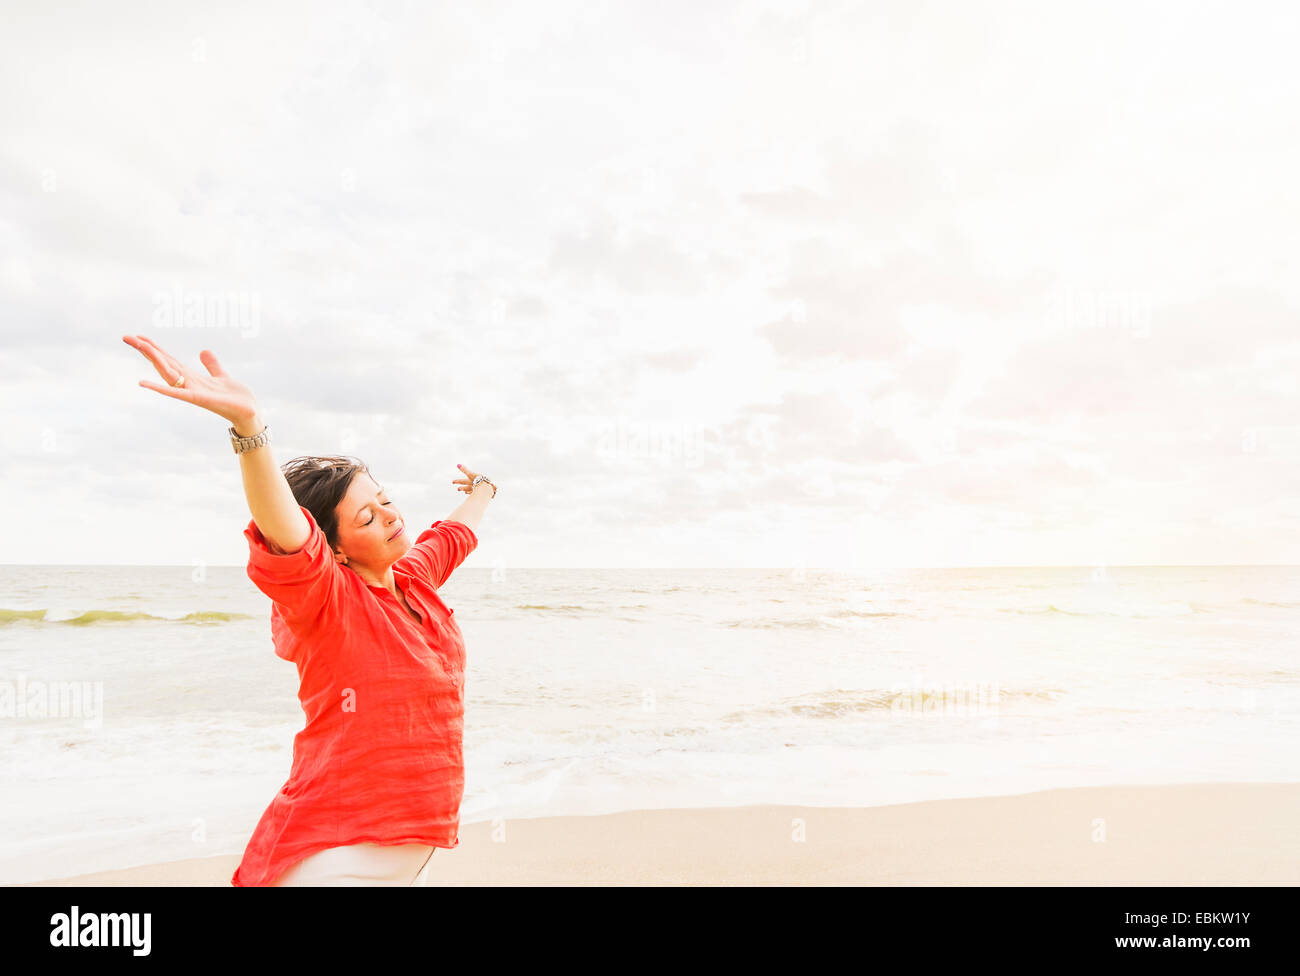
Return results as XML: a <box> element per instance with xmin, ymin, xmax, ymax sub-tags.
<box><xmin>365</xmin><ymin>502</ymin><xmax>394</xmax><ymax>526</ymax></box>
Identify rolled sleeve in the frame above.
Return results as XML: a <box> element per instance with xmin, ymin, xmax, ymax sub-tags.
<box><xmin>245</xmin><ymin>505</ymin><xmax>346</xmax><ymax>637</ymax></box>
<box><xmin>401</xmin><ymin>519</ymin><xmax>479</xmax><ymax>589</ymax></box>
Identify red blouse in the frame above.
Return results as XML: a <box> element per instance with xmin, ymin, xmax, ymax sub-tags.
<box><xmin>231</xmin><ymin>504</ymin><xmax>478</xmax><ymax>887</ymax></box>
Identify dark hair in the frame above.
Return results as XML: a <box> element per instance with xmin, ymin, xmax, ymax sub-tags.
<box><xmin>280</xmin><ymin>455</ymin><xmax>372</xmax><ymax>552</ymax></box>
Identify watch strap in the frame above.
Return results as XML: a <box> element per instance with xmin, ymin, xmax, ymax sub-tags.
<box><xmin>229</xmin><ymin>423</ymin><xmax>271</xmax><ymax>454</ymax></box>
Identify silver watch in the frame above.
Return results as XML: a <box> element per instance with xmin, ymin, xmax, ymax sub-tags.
<box><xmin>229</xmin><ymin>423</ymin><xmax>271</xmax><ymax>454</ymax></box>
<box><xmin>470</xmin><ymin>474</ymin><xmax>497</xmax><ymax>497</ymax></box>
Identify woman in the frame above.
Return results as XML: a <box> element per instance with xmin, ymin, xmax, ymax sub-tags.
<box><xmin>122</xmin><ymin>334</ymin><xmax>497</xmax><ymax>886</ymax></box>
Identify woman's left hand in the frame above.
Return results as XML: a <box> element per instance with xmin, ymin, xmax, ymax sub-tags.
<box><xmin>452</xmin><ymin>463</ymin><xmax>491</xmax><ymax>495</ymax></box>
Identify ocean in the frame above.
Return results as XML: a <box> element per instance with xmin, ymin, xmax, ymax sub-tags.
<box><xmin>1</xmin><ymin>563</ymin><xmax>1297</xmax><ymax>884</ymax></box>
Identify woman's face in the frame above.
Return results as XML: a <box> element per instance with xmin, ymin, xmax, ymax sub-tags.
<box><xmin>332</xmin><ymin>472</ymin><xmax>412</xmax><ymax>570</ymax></box>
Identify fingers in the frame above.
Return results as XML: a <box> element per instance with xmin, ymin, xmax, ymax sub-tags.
<box><xmin>135</xmin><ymin>335</ymin><xmax>181</xmax><ymax>369</ymax></box>
<box><xmin>199</xmin><ymin>349</ymin><xmax>227</xmax><ymax>377</ymax></box>
<box><xmin>124</xmin><ymin>334</ymin><xmax>165</xmax><ymax>372</ymax></box>
<box><xmin>127</xmin><ymin>339</ymin><xmax>171</xmax><ymax>381</ymax></box>
<box><xmin>124</xmin><ymin>335</ymin><xmax>183</xmax><ymax>383</ymax></box>
<box><xmin>141</xmin><ymin>337</ymin><xmax>188</xmax><ymax>384</ymax></box>
<box><xmin>138</xmin><ymin>378</ymin><xmax>195</xmax><ymax>402</ymax></box>
<box><xmin>453</xmin><ymin>463</ymin><xmax>480</xmax><ymax>493</ymax></box>
<box><xmin>154</xmin><ymin>351</ymin><xmax>186</xmax><ymax>385</ymax></box>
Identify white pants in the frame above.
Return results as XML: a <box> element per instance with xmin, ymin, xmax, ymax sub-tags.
<box><xmin>271</xmin><ymin>842</ymin><xmax>436</xmax><ymax>886</ymax></box>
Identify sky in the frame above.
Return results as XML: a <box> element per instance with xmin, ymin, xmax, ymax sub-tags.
<box><xmin>1</xmin><ymin>0</ymin><xmax>1298</xmax><ymax>568</ymax></box>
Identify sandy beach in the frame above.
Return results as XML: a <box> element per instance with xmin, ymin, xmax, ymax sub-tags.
<box><xmin>12</xmin><ymin>782</ymin><xmax>1298</xmax><ymax>886</ymax></box>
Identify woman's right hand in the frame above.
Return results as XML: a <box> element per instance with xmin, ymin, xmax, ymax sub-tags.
<box><xmin>122</xmin><ymin>334</ymin><xmax>259</xmax><ymax>426</ymax></box>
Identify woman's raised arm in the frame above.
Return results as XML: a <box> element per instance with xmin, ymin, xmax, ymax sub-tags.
<box><xmin>122</xmin><ymin>335</ymin><xmax>311</xmax><ymax>554</ymax></box>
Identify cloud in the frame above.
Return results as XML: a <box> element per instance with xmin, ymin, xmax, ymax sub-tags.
<box><xmin>548</xmin><ymin>214</ymin><xmax>706</xmax><ymax>295</ymax></box>
<box><xmin>3</xmin><ymin>1</ymin><xmax>1297</xmax><ymax>565</ymax></box>
<box><xmin>755</xmin><ymin>224</ymin><xmax>1036</xmax><ymax>366</ymax></box>
<box><xmin>969</xmin><ymin>285</ymin><xmax>1299</xmax><ymax>428</ymax></box>
<box><xmin>719</xmin><ymin>392</ymin><xmax>918</xmax><ymax>468</ymax></box>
